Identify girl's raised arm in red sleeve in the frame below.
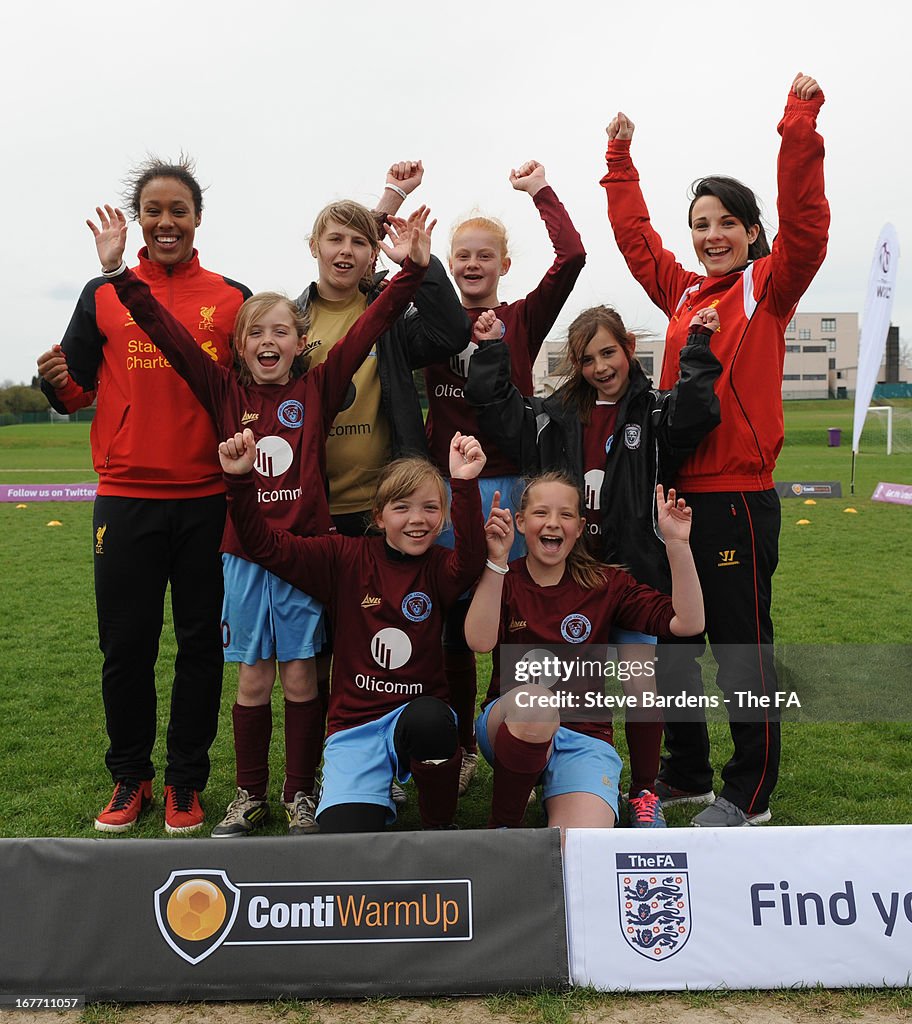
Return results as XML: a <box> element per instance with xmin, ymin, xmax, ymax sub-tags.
<box><xmin>510</xmin><ymin>161</ymin><xmax>586</xmax><ymax>361</ymax></box>
<box><xmin>221</xmin><ymin>429</ymin><xmax>340</xmax><ymax>606</ymax></box>
<box><xmin>437</xmin><ymin>432</ymin><xmax>487</xmax><ymax>603</ymax></box>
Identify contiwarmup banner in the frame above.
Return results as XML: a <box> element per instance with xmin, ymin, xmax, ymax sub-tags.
<box><xmin>564</xmin><ymin>824</ymin><xmax>912</xmax><ymax>989</ymax></box>
<box><xmin>0</xmin><ymin>830</ymin><xmax>567</xmax><ymax>1001</ymax></box>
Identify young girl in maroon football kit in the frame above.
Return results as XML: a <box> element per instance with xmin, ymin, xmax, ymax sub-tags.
<box><xmin>88</xmin><ymin>202</ymin><xmax>437</xmax><ymax>838</ymax></box>
<box><xmin>465</xmin><ymin>476</ymin><xmax>704</xmax><ymax>830</ymax></box>
<box><xmin>218</xmin><ymin>429</ymin><xmax>487</xmax><ymax>833</ymax></box>
<box><xmin>465</xmin><ymin>306</ymin><xmax>721</xmax><ymax>827</ymax></box>
<box><xmin>427</xmin><ymin>160</ymin><xmax>587</xmax><ymax>796</ymax></box>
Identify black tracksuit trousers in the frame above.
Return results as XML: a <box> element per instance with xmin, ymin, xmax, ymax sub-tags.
<box><xmin>93</xmin><ymin>494</ymin><xmax>226</xmax><ymax>790</ymax></box>
<box><xmin>657</xmin><ymin>489</ymin><xmax>781</xmax><ymax>816</ymax></box>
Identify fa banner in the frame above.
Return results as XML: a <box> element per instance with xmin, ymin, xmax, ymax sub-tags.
<box><xmin>565</xmin><ymin>825</ymin><xmax>912</xmax><ymax>990</ymax></box>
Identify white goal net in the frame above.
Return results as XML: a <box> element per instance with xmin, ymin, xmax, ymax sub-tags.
<box><xmin>860</xmin><ymin>405</ymin><xmax>912</xmax><ymax>454</ymax></box>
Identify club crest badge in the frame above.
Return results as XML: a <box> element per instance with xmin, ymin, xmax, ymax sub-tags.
<box><xmin>623</xmin><ymin>424</ymin><xmax>641</xmax><ymax>450</ymax></box>
<box><xmin>560</xmin><ymin>613</ymin><xmax>591</xmax><ymax>643</ymax></box>
<box><xmin>277</xmin><ymin>400</ymin><xmax>304</xmax><ymax>429</ymax></box>
<box><xmin>402</xmin><ymin>591</ymin><xmax>432</xmax><ymax>623</ymax></box>
<box><xmin>616</xmin><ymin>853</ymin><xmax>691</xmax><ymax>960</ymax></box>
<box><xmin>154</xmin><ymin>870</ymin><xmax>241</xmax><ymax>965</ymax></box>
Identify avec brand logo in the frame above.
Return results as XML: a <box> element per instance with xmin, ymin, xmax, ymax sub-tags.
<box><xmin>154</xmin><ymin>870</ymin><xmax>472</xmax><ymax>964</ymax></box>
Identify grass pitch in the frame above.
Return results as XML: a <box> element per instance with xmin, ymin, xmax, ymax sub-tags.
<box><xmin>1</xmin><ymin>405</ymin><xmax>910</xmax><ymax>838</ymax></box>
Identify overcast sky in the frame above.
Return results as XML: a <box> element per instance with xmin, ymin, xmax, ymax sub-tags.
<box><xmin>2</xmin><ymin>0</ymin><xmax>908</xmax><ymax>385</ymax></box>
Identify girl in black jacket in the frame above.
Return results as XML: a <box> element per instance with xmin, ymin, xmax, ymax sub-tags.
<box><xmin>464</xmin><ymin>305</ymin><xmax>722</xmax><ymax>827</ymax></box>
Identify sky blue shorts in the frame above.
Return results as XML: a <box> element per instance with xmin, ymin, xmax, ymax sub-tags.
<box><xmin>476</xmin><ymin>700</ymin><xmax>621</xmax><ymax>817</ymax></box>
<box><xmin>610</xmin><ymin>628</ymin><xmax>657</xmax><ymax>646</ymax></box>
<box><xmin>436</xmin><ymin>474</ymin><xmax>527</xmax><ymax>562</ymax></box>
<box><xmin>318</xmin><ymin>703</ymin><xmax>456</xmax><ymax>823</ymax></box>
<box><xmin>221</xmin><ymin>553</ymin><xmax>325</xmax><ymax>664</ymax></box>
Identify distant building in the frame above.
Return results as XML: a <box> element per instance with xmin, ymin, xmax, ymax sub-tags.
<box><xmin>784</xmin><ymin>313</ymin><xmax>907</xmax><ymax>400</ymax></box>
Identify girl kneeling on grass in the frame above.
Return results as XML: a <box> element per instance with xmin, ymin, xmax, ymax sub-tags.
<box><xmin>218</xmin><ymin>430</ymin><xmax>487</xmax><ymax>833</ymax></box>
<box><xmin>88</xmin><ymin>203</ymin><xmax>437</xmax><ymax>838</ymax></box>
<box><xmin>464</xmin><ymin>476</ymin><xmax>704</xmax><ymax>830</ymax></box>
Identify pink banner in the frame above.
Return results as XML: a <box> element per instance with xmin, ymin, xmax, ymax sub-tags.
<box><xmin>871</xmin><ymin>481</ymin><xmax>912</xmax><ymax>506</ymax></box>
<box><xmin>1</xmin><ymin>482</ymin><xmax>97</xmax><ymax>502</ymax></box>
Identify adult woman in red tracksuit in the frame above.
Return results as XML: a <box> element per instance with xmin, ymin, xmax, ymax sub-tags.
<box><xmin>39</xmin><ymin>157</ymin><xmax>250</xmax><ymax>835</ymax></box>
<box><xmin>600</xmin><ymin>73</ymin><xmax>829</xmax><ymax>826</ymax></box>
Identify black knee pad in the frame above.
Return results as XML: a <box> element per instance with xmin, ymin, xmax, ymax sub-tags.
<box><xmin>317</xmin><ymin>802</ymin><xmax>387</xmax><ymax>834</ymax></box>
<box><xmin>394</xmin><ymin>696</ymin><xmax>458</xmax><ymax>764</ymax></box>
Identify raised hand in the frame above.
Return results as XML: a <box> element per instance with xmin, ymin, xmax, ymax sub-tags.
<box><xmin>473</xmin><ymin>309</ymin><xmax>505</xmax><ymax>343</ymax></box>
<box><xmin>690</xmin><ymin>307</ymin><xmax>720</xmax><ymax>332</ymax></box>
<box><xmin>386</xmin><ymin>159</ymin><xmax>424</xmax><ymax>196</ymax></box>
<box><xmin>606</xmin><ymin>112</ymin><xmax>635</xmax><ymax>142</ymax></box>
<box><xmin>379</xmin><ymin>205</ymin><xmax>436</xmax><ymax>267</ymax></box>
<box><xmin>791</xmin><ymin>72</ymin><xmax>820</xmax><ymax>100</ymax></box>
<box><xmin>407</xmin><ymin>205</ymin><xmax>435</xmax><ymax>267</ymax></box>
<box><xmin>218</xmin><ymin>428</ymin><xmax>257</xmax><ymax>475</ymax></box>
<box><xmin>449</xmin><ymin>431</ymin><xmax>487</xmax><ymax>481</ymax></box>
<box><xmin>484</xmin><ymin>490</ymin><xmax>514</xmax><ymax>566</ymax></box>
<box><xmin>37</xmin><ymin>345</ymin><xmax>70</xmax><ymax>389</ymax></box>
<box><xmin>656</xmin><ymin>485</ymin><xmax>693</xmax><ymax>544</ymax></box>
<box><xmin>509</xmin><ymin>160</ymin><xmax>547</xmax><ymax>196</ymax></box>
<box><xmin>87</xmin><ymin>204</ymin><xmax>128</xmax><ymax>272</ymax></box>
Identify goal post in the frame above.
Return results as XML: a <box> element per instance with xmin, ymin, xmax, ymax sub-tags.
<box><xmin>866</xmin><ymin>405</ymin><xmax>893</xmax><ymax>455</ymax></box>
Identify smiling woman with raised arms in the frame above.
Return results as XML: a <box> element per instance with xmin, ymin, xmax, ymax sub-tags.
<box><xmin>601</xmin><ymin>73</ymin><xmax>829</xmax><ymax>827</ymax></box>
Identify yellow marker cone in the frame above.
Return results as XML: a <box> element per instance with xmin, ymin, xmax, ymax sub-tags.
<box><xmin>47</xmin><ymin>520</ymin><xmax>62</xmax><ymax>527</ymax></box>
<box><xmin>803</xmin><ymin>499</ymin><xmax>817</xmax><ymax>505</ymax></box>
<box><xmin>796</xmin><ymin>519</ymin><xmax>811</xmax><ymax>525</ymax></box>
<box><xmin>15</xmin><ymin>503</ymin><xmax>27</xmax><ymax>509</ymax></box>
<box><xmin>843</xmin><ymin>507</ymin><xmax>858</xmax><ymax>514</ymax></box>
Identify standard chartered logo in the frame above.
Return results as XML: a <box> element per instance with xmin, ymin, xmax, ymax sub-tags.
<box><xmin>371</xmin><ymin>628</ymin><xmax>412</xmax><ymax>670</ymax></box>
<box><xmin>255</xmin><ymin>436</ymin><xmax>293</xmax><ymax>478</ymax></box>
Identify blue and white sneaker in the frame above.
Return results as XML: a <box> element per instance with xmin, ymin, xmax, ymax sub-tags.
<box><xmin>628</xmin><ymin>789</ymin><xmax>667</xmax><ymax>828</ymax></box>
